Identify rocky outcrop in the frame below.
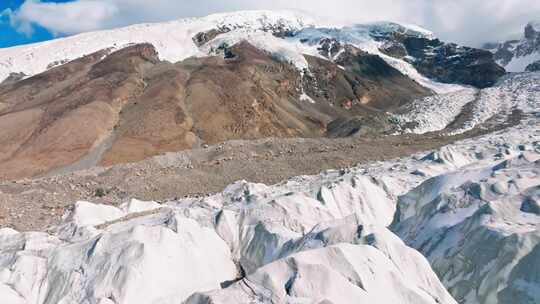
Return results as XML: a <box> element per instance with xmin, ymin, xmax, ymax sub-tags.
<box><xmin>379</xmin><ymin>32</ymin><xmax>505</xmax><ymax>88</ymax></box>
<box><xmin>0</xmin><ymin>72</ymin><xmax>26</xmax><ymax>86</ymax></box>
<box><xmin>526</xmin><ymin>60</ymin><xmax>540</xmax><ymax>71</ymax></box>
<box><xmin>193</xmin><ymin>28</ymin><xmax>231</xmax><ymax>46</ymax></box>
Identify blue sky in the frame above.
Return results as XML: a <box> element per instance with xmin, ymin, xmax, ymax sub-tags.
<box><xmin>0</xmin><ymin>0</ymin><xmax>67</xmax><ymax>48</ymax></box>
<box><xmin>1</xmin><ymin>1</ymin><xmax>540</xmax><ymax>48</ymax></box>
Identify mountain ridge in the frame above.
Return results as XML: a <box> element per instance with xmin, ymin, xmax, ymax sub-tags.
<box><xmin>486</xmin><ymin>21</ymin><xmax>540</xmax><ymax>72</ymax></box>
<box><xmin>0</xmin><ymin>10</ymin><xmax>502</xmax><ymax>89</ymax></box>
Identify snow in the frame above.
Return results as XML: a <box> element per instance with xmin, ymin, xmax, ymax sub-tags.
<box><xmin>187</xmin><ymin>239</ymin><xmax>454</xmax><ymax>304</ymax></box>
<box><xmin>380</xmin><ymin>55</ymin><xmax>466</xmax><ymax>94</ymax></box>
<box><xmin>0</xmin><ymin>196</ymin><xmax>456</xmax><ymax>304</ymax></box>
<box><xmin>203</xmin><ymin>29</ymin><xmax>311</xmax><ymax>72</ymax></box>
<box><xmin>120</xmin><ymin>199</ymin><xmax>161</xmax><ymax>214</ymax></box>
<box><xmin>394</xmin><ymin>152</ymin><xmax>540</xmax><ymax>303</ymax></box>
<box><xmin>529</xmin><ymin>21</ymin><xmax>540</xmax><ymax>32</ymax></box>
<box><xmin>395</xmin><ymin>88</ymin><xmax>478</xmax><ymax>134</ymax></box>
<box><xmin>290</xmin><ymin>24</ymin><xmax>463</xmax><ymax>94</ymax></box>
<box><xmin>495</xmin><ymin>21</ymin><xmax>540</xmax><ymax>72</ymax></box>
<box><xmin>64</xmin><ymin>201</ymin><xmax>125</xmax><ymax>227</ymax></box>
<box><xmin>453</xmin><ymin>72</ymin><xmax>540</xmax><ymax>133</ymax></box>
<box><xmin>299</xmin><ymin>92</ymin><xmax>316</xmax><ymax>103</ymax></box>
<box><xmin>390</xmin><ymin>73</ymin><xmax>540</xmax><ymax>303</ymax></box>
<box><xmin>62</xmin><ymin>199</ymin><xmax>161</xmax><ymax>228</ymax></box>
<box><xmin>506</xmin><ymin>52</ymin><xmax>540</xmax><ymax>72</ymax></box>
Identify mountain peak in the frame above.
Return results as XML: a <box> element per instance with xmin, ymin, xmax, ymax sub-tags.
<box><xmin>525</xmin><ymin>21</ymin><xmax>540</xmax><ymax>39</ymax></box>
<box><xmin>489</xmin><ymin>21</ymin><xmax>540</xmax><ymax>71</ymax></box>
<box><xmin>527</xmin><ymin>20</ymin><xmax>540</xmax><ymax>31</ymax></box>
<box><xmin>363</xmin><ymin>21</ymin><xmax>435</xmax><ymax>39</ymax></box>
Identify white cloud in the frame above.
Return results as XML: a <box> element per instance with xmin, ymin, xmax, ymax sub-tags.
<box><xmin>4</xmin><ymin>0</ymin><xmax>540</xmax><ymax>46</ymax></box>
<box><xmin>3</xmin><ymin>0</ymin><xmax>118</xmax><ymax>35</ymax></box>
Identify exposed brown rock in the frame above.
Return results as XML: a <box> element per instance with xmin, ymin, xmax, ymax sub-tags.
<box><xmin>0</xmin><ymin>42</ymin><xmax>430</xmax><ymax>180</ymax></box>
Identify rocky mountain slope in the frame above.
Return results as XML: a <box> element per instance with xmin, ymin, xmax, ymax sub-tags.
<box><xmin>0</xmin><ymin>41</ymin><xmax>429</xmax><ymax>180</ymax></box>
<box><xmin>487</xmin><ymin>21</ymin><xmax>540</xmax><ymax>72</ymax></box>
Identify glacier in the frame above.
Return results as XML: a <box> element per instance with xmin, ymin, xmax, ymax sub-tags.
<box><xmin>395</xmin><ymin>72</ymin><xmax>540</xmax><ymax>135</ymax></box>
<box><xmin>0</xmin><ymin>177</ymin><xmax>454</xmax><ymax>304</ymax></box>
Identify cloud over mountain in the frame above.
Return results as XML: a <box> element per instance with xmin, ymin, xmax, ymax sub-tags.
<box><xmin>3</xmin><ymin>0</ymin><xmax>540</xmax><ymax>46</ymax></box>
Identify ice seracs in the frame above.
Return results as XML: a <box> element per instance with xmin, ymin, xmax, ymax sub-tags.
<box><xmin>393</xmin><ymin>88</ymin><xmax>478</xmax><ymax>134</ymax></box>
<box><xmin>393</xmin><ymin>152</ymin><xmax>540</xmax><ymax>304</ymax></box>
<box><xmin>0</xmin><ymin>207</ymin><xmax>238</xmax><ymax>304</ymax></box>
<box><xmin>0</xmin><ymin>173</ymin><xmax>457</xmax><ymax>304</ymax></box>
<box><xmin>186</xmin><ymin>228</ymin><xmax>456</xmax><ymax>304</ymax></box>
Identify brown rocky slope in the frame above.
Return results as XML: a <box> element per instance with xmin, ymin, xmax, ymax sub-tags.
<box><xmin>0</xmin><ymin>42</ymin><xmax>430</xmax><ymax>180</ymax></box>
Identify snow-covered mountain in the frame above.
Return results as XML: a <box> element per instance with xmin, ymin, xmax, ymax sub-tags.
<box><xmin>0</xmin><ymin>10</ymin><xmax>318</xmax><ymax>84</ymax></box>
<box><xmin>487</xmin><ymin>21</ymin><xmax>540</xmax><ymax>72</ymax></box>
<box><xmin>0</xmin><ymin>10</ymin><xmax>503</xmax><ymax>91</ymax></box>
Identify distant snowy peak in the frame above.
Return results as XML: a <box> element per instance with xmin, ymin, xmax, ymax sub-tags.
<box><xmin>363</xmin><ymin>21</ymin><xmax>435</xmax><ymax>39</ymax></box>
<box><xmin>526</xmin><ymin>21</ymin><xmax>540</xmax><ymax>37</ymax></box>
<box><xmin>203</xmin><ymin>10</ymin><xmax>318</xmax><ymax>29</ymax></box>
<box><xmin>488</xmin><ymin>21</ymin><xmax>540</xmax><ymax>72</ymax></box>
<box><xmin>0</xmin><ymin>10</ymin><xmax>429</xmax><ymax>80</ymax></box>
